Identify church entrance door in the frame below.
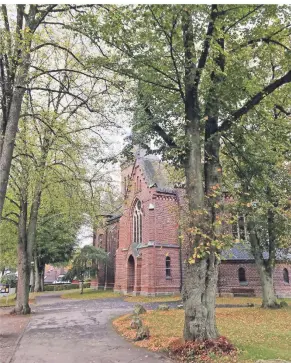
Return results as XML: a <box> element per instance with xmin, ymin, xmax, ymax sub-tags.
<box><xmin>127</xmin><ymin>255</ymin><xmax>135</xmax><ymax>293</ymax></box>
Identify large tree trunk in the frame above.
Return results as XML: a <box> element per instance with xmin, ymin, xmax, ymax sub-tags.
<box><xmin>256</xmin><ymin>262</ymin><xmax>279</xmax><ymax>308</ymax></box>
<box><xmin>14</xmin><ymin>197</ymin><xmax>31</xmax><ymax>314</ymax></box>
<box><xmin>247</xmin><ymin>219</ymin><xmax>279</xmax><ymax>309</ymax></box>
<box><xmin>182</xmin><ymin>8</ymin><xmax>219</xmax><ymax>341</ymax></box>
<box><xmin>0</xmin><ymin>59</ymin><xmax>31</xmax><ymax>219</ymax></box>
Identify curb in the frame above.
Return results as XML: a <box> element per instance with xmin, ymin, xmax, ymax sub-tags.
<box><xmin>5</xmin><ymin>315</ymin><xmax>31</xmax><ymax>363</ymax></box>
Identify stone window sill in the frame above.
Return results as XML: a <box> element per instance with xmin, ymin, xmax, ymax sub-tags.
<box><xmin>166</xmin><ymin>276</ymin><xmax>172</xmax><ymax>280</ymax></box>
<box><xmin>239</xmin><ymin>281</ymin><xmax>248</xmax><ymax>286</ymax></box>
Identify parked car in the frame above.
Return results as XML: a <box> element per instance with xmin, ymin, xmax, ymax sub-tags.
<box><xmin>52</xmin><ymin>275</ymin><xmax>71</xmax><ymax>284</ymax></box>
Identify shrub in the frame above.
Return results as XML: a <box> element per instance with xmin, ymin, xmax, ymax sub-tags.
<box><xmin>1</xmin><ymin>274</ymin><xmax>17</xmax><ymax>288</ymax></box>
<box><xmin>280</xmin><ymin>300</ymin><xmax>288</xmax><ymax>308</ymax></box>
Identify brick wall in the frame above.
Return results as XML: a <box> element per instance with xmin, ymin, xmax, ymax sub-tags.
<box><xmin>218</xmin><ymin>261</ymin><xmax>291</xmax><ymax>297</ymax></box>
<box><xmin>99</xmin><ymin>158</ymin><xmax>291</xmax><ymax>297</ymax></box>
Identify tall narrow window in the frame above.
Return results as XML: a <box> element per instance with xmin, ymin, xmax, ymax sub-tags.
<box><xmin>98</xmin><ymin>234</ymin><xmax>104</xmax><ymax>248</ymax></box>
<box><xmin>238</xmin><ymin>267</ymin><xmax>247</xmax><ymax>284</ymax></box>
<box><xmin>133</xmin><ymin>200</ymin><xmax>142</xmax><ymax>244</ymax></box>
<box><xmin>166</xmin><ymin>256</ymin><xmax>171</xmax><ymax>278</ymax></box>
<box><xmin>283</xmin><ymin>268</ymin><xmax>289</xmax><ymax>283</ymax></box>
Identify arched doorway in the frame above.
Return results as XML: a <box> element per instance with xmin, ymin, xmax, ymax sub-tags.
<box><xmin>127</xmin><ymin>255</ymin><xmax>135</xmax><ymax>293</ymax></box>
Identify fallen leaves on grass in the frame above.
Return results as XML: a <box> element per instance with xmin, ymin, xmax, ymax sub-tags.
<box><xmin>113</xmin><ymin>306</ymin><xmax>291</xmax><ymax>362</ymax></box>
<box><xmin>169</xmin><ymin>336</ymin><xmax>237</xmax><ymax>363</ymax></box>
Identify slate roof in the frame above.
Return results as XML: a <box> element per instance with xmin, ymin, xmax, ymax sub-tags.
<box><xmin>222</xmin><ymin>243</ymin><xmax>291</xmax><ymax>261</ymax></box>
<box><xmin>137</xmin><ymin>154</ymin><xmax>176</xmax><ymax>195</ymax></box>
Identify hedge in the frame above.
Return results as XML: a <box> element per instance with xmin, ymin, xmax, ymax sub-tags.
<box><xmin>44</xmin><ymin>284</ymin><xmax>79</xmax><ymax>291</ymax></box>
<box><xmin>44</xmin><ymin>283</ymin><xmax>91</xmax><ymax>291</ymax></box>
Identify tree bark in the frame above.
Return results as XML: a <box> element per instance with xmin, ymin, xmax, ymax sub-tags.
<box><xmin>34</xmin><ymin>259</ymin><xmax>41</xmax><ymax>292</ymax></box>
<box><xmin>257</xmin><ymin>262</ymin><xmax>279</xmax><ymax>308</ymax></box>
<box><xmin>247</xmin><ymin>219</ymin><xmax>279</xmax><ymax>309</ymax></box>
<box><xmin>40</xmin><ymin>268</ymin><xmax>44</xmax><ymax>292</ymax></box>
<box><xmin>13</xmin><ymin>196</ymin><xmax>31</xmax><ymax>314</ymax></box>
<box><xmin>182</xmin><ymin>7</ymin><xmax>219</xmax><ymax>341</ymax></box>
<box><xmin>0</xmin><ymin>52</ymin><xmax>31</xmax><ymax>219</ymax></box>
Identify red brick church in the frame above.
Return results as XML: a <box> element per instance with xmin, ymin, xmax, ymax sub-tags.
<box><xmin>94</xmin><ymin>151</ymin><xmax>291</xmax><ymax>298</ymax></box>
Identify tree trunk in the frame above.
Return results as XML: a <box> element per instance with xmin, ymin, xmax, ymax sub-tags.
<box><xmin>256</xmin><ymin>262</ymin><xmax>279</xmax><ymax>308</ymax></box>
<box><xmin>0</xmin><ymin>55</ymin><xmax>31</xmax><ymax>219</ymax></box>
<box><xmin>40</xmin><ymin>268</ymin><xmax>44</xmax><ymax>292</ymax></box>
<box><xmin>13</xmin><ymin>197</ymin><xmax>31</xmax><ymax>314</ymax></box>
<box><xmin>247</xmin><ymin>219</ymin><xmax>279</xmax><ymax>308</ymax></box>
<box><xmin>30</xmin><ymin>264</ymin><xmax>35</xmax><ymax>293</ymax></box>
<box><xmin>34</xmin><ymin>259</ymin><xmax>41</xmax><ymax>292</ymax></box>
<box><xmin>182</xmin><ymin>8</ymin><xmax>219</xmax><ymax>341</ymax></box>
<box><xmin>183</xmin><ymin>254</ymin><xmax>219</xmax><ymax>340</ymax></box>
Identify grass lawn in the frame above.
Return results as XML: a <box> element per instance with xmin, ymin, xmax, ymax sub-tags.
<box><xmin>60</xmin><ymin>288</ymin><xmax>121</xmax><ymax>299</ymax></box>
<box><xmin>113</xmin><ymin>305</ymin><xmax>291</xmax><ymax>362</ymax></box>
<box><xmin>0</xmin><ymin>293</ymin><xmax>36</xmax><ymax>307</ymax></box>
<box><xmin>0</xmin><ymin>293</ymin><xmax>16</xmax><ymax>307</ymax></box>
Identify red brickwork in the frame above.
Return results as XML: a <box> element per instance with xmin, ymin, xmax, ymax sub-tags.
<box><xmin>94</xmin><ymin>156</ymin><xmax>291</xmax><ymax>297</ymax></box>
<box><xmin>218</xmin><ymin>261</ymin><xmax>291</xmax><ymax>297</ymax></box>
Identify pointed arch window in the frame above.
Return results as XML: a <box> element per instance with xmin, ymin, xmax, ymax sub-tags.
<box><xmin>283</xmin><ymin>268</ymin><xmax>289</xmax><ymax>284</ymax></box>
<box><xmin>133</xmin><ymin>200</ymin><xmax>142</xmax><ymax>244</ymax></box>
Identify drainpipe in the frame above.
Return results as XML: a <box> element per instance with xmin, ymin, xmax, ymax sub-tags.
<box><xmin>178</xmin><ymin>226</ymin><xmax>183</xmax><ymax>293</ymax></box>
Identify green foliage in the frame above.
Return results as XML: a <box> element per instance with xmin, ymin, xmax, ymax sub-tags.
<box><xmin>76</xmin><ymin>5</ymin><xmax>291</xmax><ymax>162</ymax></box>
<box><xmin>44</xmin><ymin>284</ymin><xmax>79</xmax><ymax>292</ymax></box>
<box><xmin>35</xmin><ymin>210</ymin><xmax>81</xmax><ymax>267</ymax></box>
<box><xmin>1</xmin><ymin>273</ymin><xmax>17</xmax><ymax>288</ymax></box>
<box><xmin>0</xmin><ymin>220</ymin><xmax>17</xmax><ymax>270</ymax></box>
<box><xmin>65</xmin><ymin>245</ymin><xmax>109</xmax><ymax>281</ymax></box>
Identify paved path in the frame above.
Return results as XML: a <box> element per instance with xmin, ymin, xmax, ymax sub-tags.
<box><xmin>11</xmin><ymin>295</ymin><xmax>175</xmax><ymax>363</ymax></box>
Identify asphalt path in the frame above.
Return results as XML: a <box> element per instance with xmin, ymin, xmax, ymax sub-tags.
<box><xmin>11</xmin><ymin>295</ymin><xmax>177</xmax><ymax>363</ymax></box>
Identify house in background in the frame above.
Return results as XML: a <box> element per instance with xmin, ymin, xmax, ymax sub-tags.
<box><xmin>94</xmin><ymin>150</ymin><xmax>291</xmax><ymax>298</ymax></box>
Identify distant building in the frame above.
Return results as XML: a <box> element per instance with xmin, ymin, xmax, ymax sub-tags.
<box><xmin>94</xmin><ymin>151</ymin><xmax>291</xmax><ymax>298</ymax></box>
<box><xmin>44</xmin><ymin>265</ymin><xmax>67</xmax><ymax>284</ymax></box>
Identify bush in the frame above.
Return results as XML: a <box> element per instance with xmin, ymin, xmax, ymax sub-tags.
<box><xmin>83</xmin><ymin>282</ymin><xmax>91</xmax><ymax>288</ymax></box>
<box><xmin>1</xmin><ymin>274</ymin><xmax>17</xmax><ymax>288</ymax></box>
<box><xmin>44</xmin><ymin>284</ymin><xmax>79</xmax><ymax>291</ymax></box>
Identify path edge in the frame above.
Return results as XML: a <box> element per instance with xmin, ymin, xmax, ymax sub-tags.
<box><xmin>5</xmin><ymin>315</ymin><xmax>31</xmax><ymax>363</ymax></box>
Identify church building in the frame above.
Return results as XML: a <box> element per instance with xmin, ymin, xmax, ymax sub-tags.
<box><xmin>94</xmin><ymin>151</ymin><xmax>291</xmax><ymax>298</ymax></box>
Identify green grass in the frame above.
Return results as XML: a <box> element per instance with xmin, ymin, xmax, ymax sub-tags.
<box><xmin>0</xmin><ymin>293</ymin><xmax>16</xmax><ymax>307</ymax></box>
<box><xmin>60</xmin><ymin>288</ymin><xmax>121</xmax><ymax>299</ymax></box>
<box><xmin>113</xmin><ymin>304</ymin><xmax>291</xmax><ymax>362</ymax></box>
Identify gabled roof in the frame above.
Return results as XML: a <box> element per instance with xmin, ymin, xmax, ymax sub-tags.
<box><xmin>137</xmin><ymin>153</ymin><xmax>176</xmax><ymax>195</ymax></box>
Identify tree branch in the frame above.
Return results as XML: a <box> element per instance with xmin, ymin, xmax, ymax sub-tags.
<box><xmin>219</xmin><ymin>70</ymin><xmax>291</xmax><ymax>132</ymax></box>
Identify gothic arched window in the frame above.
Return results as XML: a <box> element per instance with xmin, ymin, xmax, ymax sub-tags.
<box><xmin>283</xmin><ymin>268</ymin><xmax>289</xmax><ymax>283</ymax></box>
<box><xmin>166</xmin><ymin>256</ymin><xmax>171</xmax><ymax>278</ymax></box>
<box><xmin>238</xmin><ymin>267</ymin><xmax>247</xmax><ymax>284</ymax></box>
<box><xmin>133</xmin><ymin>200</ymin><xmax>142</xmax><ymax>244</ymax></box>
